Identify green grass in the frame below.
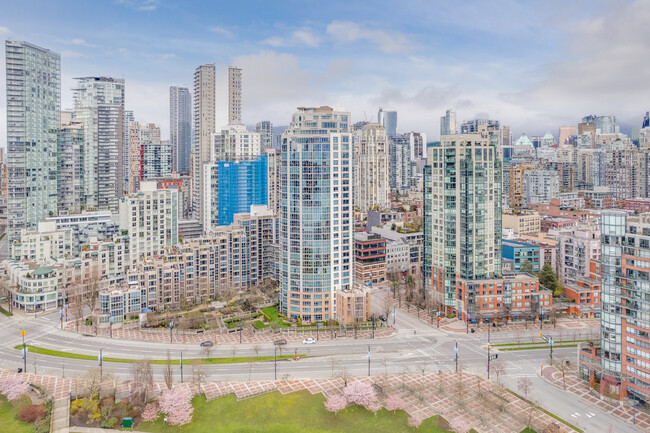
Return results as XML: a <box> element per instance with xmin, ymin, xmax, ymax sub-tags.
<box><xmin>0</xmin><ymin>395</ymin><xmax>36</xmax><ymax>433</ymax></box>
<box><xmin>498</xmin><ymin>344</ymin><xmax>578</xmax><ymax>352</ymax></box>
<box><xmin>137</xmin><ymin>390</ymin><xmax>452</xmax><ymax>433</ymax></box>
<box><xmin>260</xmin><ymin>306</ymin><xmax>291</xmax><ymax>328</ymax></box>
<box><xmin>492</xmin><ymin>339</ymin><xmax>595</xmax><ymax>348</ymax></box>
<box><xmin>0</xmin><ymin>306</ymin><xmax>11</xmax><ymax>317</ymax></box>
<box><xmin>520</xmin><ymin>428</ymin><xmax>537</xmax><ymax>433</ymax></box>
<box><xmin>506</xmin><ymin>390</ymin><xmax>583</xmax><ymax>433</ymax></box>
<box><xmin>14</xmin><ymin>345</ymin><xmax>302</xmax><ymax>365</ymax></box>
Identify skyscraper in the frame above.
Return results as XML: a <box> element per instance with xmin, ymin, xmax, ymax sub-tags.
<box><xmin>256</xmin><ymin>120</ymin><xmax>273</xmax><ymax>149</ymax></box>
<box><xmin>5</xmin><ymin>41</ymin><xmax>60</xmax><ymax>240</ymax></box>
<box><xmin>281</xmin><ymin>106</ymin><xmax>353</xmax><ymax>322</ymax></box>
<box><xmin>211</xmin><ymin>123</ymin><xmax>261</xmax><ymax>161</ymax></box>
<box><xmin>354</xmin><ymin>123</ymin><xmax>390</xmax><ymax>211</ymax></box>
<box><xmin>424</xmin><ymin>124</ymin><xmax>502</xmax><ymax>311</ymax></box>
<box><xmin>378</xmin><ymin>107</ymin><xmax>397</xmax><ymax>138</ymax></box>
<box><xmin>407</xmin><ymin>131</ymin><xmax>426</xmax><ymax>162</ymax></box>
<box><xmin>228</xmin><ymin>66</ymin><xmax>242</xmax><ymax>124</ymax></box>
<box><xmin>73</xmin><ymin>77</ymin><xmax>125</xmax><ymax>211</ymax></box>
<box><xmin>58</xmin><ymin>118</ymin><xmax>84</xmax><ymax>213</ymax></box>
<box><xmin>440</xmin><ymin>109</ymin><xmax>457</xmax><ymax>136</ymax></box>
<box><xmin>192</xmin><ymin>64</ymin><xmax>216</xmax><ymax>223</ymax></box>
<box><xmin>598</xmin><ymin>211</ymin><xmax>650</xmax><ymax>407</ymax></box>
<box><xmin>389</xmin><ymin>134</ymin><xmax>411</xmax><ymax>192</ymax></box>
<box><xmin>170</xmin><ymin>86</ymin><xmax>191</xmax><ymax>175</ymax></box>
<box><xmin>122</xmin><ymin>110</ymin><xmax>134</xmax><ymax>193</ymax></box>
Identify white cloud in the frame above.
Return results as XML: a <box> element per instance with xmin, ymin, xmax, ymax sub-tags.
<box><xmin>70</xmin><ymin>38</ymin><xmax>96</xmax><ymax>47</ymax></box>
<box><xmin>60</xmin><ymin>50</ymin><xmax>86</xmax><ymax>59</ymax></box>
<box><xmin>0</xmin><ymin>26</ymin><xmax>10</xmax><ymax>35</ymax></box>
<box><xmin>117</xmin><ymin>0</ymin><xmax>159</xmax><ymax>11</ymax></box>
<box><xmin>261</xmin><ymin>28</ymin><xmax>320</xmax><ymax>48</ymax></box>
<box><xmin>326</xmin><ymin>21</ymin><xmax>414</xmax><ymax>54</ymax></box>
<box><xmin>126</xmin><ymin>81</ymin><xmax>170</xmax><ymax>138</ymax></box>
<box><xmin>209</xmin><ymin>26</ymin><xmax>233</xmax><ymax>37</ymax></box>
<box><xmin>160</xmin><ymin>53</ymin><xmax>175</xmax><ymax>60</ymax></box>
<box><xmin>511</xmin><ymin>0</ymin><xmax>650</xmax><ymax>132</ymax></box>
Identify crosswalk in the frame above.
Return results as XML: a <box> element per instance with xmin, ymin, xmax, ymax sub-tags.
<box><xmin>571</xmin><ymin>411</ymin><xmax>596</xmax><ymax>419</ymax></box>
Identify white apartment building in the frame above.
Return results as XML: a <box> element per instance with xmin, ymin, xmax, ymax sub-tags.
<box><xmin>119</xmin><ymin>181</ymin><xmax>179</xmax><ymax>264</ymax></box>
<box><xmin>523</xmin><ymin>170</ymin><xmax>560</xmax><ymax>205</ymax></box>
<box><xmin>211</xmin><ymin>123</ymin><xmax>261</xmax><ymax>161</ymax></box>
<box><xmin>354</xmin><ymin>123</ymin><xmax>390</xmax><ymax>211</ymax></box>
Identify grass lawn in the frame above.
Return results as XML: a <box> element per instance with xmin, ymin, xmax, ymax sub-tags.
<box><xmin>137</xmin><ymin>390</ymin><xmax>452</xmax><ymax>433</ymax></box>
<box><xmin>0</xmin><ymin>395</ymin><xmax>35</xmax><ymax>433</ymax></box>
<box><xmin>498</xmin><ymin>344</ymin><xmax>578</xmax><ymax>351</ymax></box>
<box><xmin>260</xmin><ymin>306</ymin><xmax>290</xmax><ymax>328</ymax></box>
<box><xmin>14</xmin><ymin>345</ymin><xmax>301</xmax><ymax>365</ymax></box>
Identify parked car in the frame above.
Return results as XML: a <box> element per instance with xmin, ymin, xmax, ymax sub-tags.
<box><xmin>274</xmin><ymin>338</ymin><xmax>287</xmax><ymax>346</ymax></box>
<box><xmin>378</xmin><ymin>315</ymin><xmax>387</xmax><ymax>322</ymax></box>
<box><xmin>200</xmin><ymin>341</ymin><xmax>214</xmax><ymax>347</ymax></box>
<box><xmin>302</xmin><ymin>337</ymin><xmax>316</xmax><ymax>344</ymax></box>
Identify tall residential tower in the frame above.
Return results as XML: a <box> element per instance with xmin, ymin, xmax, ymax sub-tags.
<box><xmin>280</xmin><ymin>106</ymin><xmax>353</xmax><ymax>322</ymax></box>
<box><xmin>170</xmin><ymin>86</ymin><xmax>191</xmax><ymax>175</ymax></box>
<box><xmin>192</xmin><ymin>64</ymin><xmax>216</xmax><ymax>223</ymax></box>
<box><xmin>5</xmin><ymin>41</ymin><xmax>60</xmax><ymax>240</ymax></box>
<box><xmin>228</xmin><ymin>66</ymin><xmax>242</xmax><ymax>124</ymax></box>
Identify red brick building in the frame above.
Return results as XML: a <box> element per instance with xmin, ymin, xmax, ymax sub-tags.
<box><xmin>564</xmin><ymin>261</ymin><xmax>601</xmax><ymax>318</ymax></box>
<box><xmin>354</xmin><ymin>232</ymin><xmax>386</xmax><ymax>285</ymax></box>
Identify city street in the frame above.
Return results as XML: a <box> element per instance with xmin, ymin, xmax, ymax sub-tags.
<box><xmin>0</xmin><ymin>300</ymin><xmax>642</xmax><ymax>432</ymax></box>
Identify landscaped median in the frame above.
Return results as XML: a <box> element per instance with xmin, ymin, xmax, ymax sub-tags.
<box><xmin>13</xmin><ymin>345</ymin><xmax>303</xmax><ymax>365</ymax></box>
<box><xmin>492</xmin><ymin>339</ymin><xmax>596</xmax><ymax>352</ymax></box>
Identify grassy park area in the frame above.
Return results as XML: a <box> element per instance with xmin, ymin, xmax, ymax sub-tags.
<box><xmin>137</xmin><ymin>390</ymin><xmax>454</xmax><ymax>433</ymax></box>
<box><xmin>0</xmin><ymin>395</ymin><xmax>36</xmax><ymax>433</ymax></box>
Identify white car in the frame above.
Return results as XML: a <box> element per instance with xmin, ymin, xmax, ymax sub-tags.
<box><xmin>302</xmin><ymin>337</ymin><xmax>316</xmax><ymax>344</ymax></box>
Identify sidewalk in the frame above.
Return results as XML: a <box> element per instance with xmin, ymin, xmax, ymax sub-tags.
<box><xmin>63</xmin><ymin>321</ymin><xmax>395</xmax><ymax>345</ymax></box>
<box><xmin>541</xmin><ymin>365</ymin><xmax>650</xmax><ymax>431</ymax></box>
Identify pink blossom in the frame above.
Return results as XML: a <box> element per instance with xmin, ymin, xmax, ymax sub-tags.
<box><xmin>0</xmin><ymin>376</ymin><xmax>30</xmax><ymax>401</ymax></box>
<box><xmin>384</xmin><ymin>394</ymin><xmax>405</xmax><ymax>412</ymax></box>
<box><xmin>449</xmin><ymin>416</ymin><xmax>471</xmax><ymax>433</ymax></box>
<box><xmin>343</xmin><ymin>381</ymin><xmax>377</xmax><ymax>407</ymax></box>
<box><xmin>324</xmin><ymin>395</ymin><xmax>347</xmax><ymax>415</ymax></box>
<box><xmin>158</xmin><ymin>386</ymin><xmax>193</xmax><ymax>426</ymax></box>
<box><xmin>140</xmin><ymin>402</ymin><xmax>159</xmax><ymax>422</ymax></box>
<box><xmin>365</xmin><ymin>399</ymin><xmax>382</xmax><ymax>416</ymax></box>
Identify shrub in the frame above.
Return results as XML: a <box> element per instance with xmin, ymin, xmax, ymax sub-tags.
<box><xmin>101</xmin><ymin>416</ymin><xmax>119</xmax><ymax>428</ymax></box>
<box><xmin>17</xmin><ymin>404</ymin><xmax>47</xmax><ymax>423</ymax></box>
<box><xmin>70</xmin><ymin>399</ymin><xmax>84</xmax><ymax>415</ymax></box>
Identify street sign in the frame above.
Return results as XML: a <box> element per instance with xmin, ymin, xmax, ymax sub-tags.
<box><xmin>21</xmin><ymin>348</ymin><xmax>28</xmax><ymax>355</ymax></box>
<box><xmin>489</xmin><ymin>354</ymin><xmax>498</xmax><ymax>360</ymax></box>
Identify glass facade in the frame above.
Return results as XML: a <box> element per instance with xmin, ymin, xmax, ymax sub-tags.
<box><xmin>6</xmin><ymin>41</ymin><xmax>60</xmax><ymax>240</ymax></box>
<box><xmin>281</xmin><ymin>107</ymin><xmax>353</xmax><ymax>322</ymax></box>
<box><xmin>217</xmin><ymin>155</ymin><xmax>268</xmax><ymax>226</ymax></box>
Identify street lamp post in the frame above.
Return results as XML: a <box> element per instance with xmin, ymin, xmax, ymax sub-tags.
<box><xmin>60</xmin><ymin>309</ymin><xmax>64</xmax><ymax>330</ymax></box>
<box><xmin>393</xmin><ymin>306</ymin><xmax>396</xmax><ymax>326</ymax></box>
<box><xmin>455</xmin><ymin>340</ymin><xmax>458</xmax><ymax>373</ymax></box>
<box><xmin>539</xmin><ymin>308</ymin><xmax>543</xmax><ymax>331</ymax></box>
<box><xmin>274</xmin><ymin>347</ymin><xmax>277</xmax><ymax>380</ymax></box>
<box><xmin>98</xmin><ymin>348</ymin><xmax>104</xmax><ymax>399</ymax></box>
<box><xmin>180</xmin><ymin>350</ymin><xmax>184</xmax><ymax>383</ymax></box>
<box><xmin>21</xmin><ymin>330</ymin><xmax>26</xmax><ymax>373</ymax></box>
<box><xmin>169</xmin><ymin>321</ymin><xmax>174</xmax><ymax>343</ymax></box>
<box><xmin>487</xmin><ymin>326</ymin><xmax>491</xmax><ymax>379</ymax></box>
<box><xmin>239</xmin><ymin>319</ymin><xmax>243</xmax><ymax>344</ymax></box>
<box><xmin>109</xmin><ymin>317</ymin><xmax>113</xmax><ymax>338</ymax></box>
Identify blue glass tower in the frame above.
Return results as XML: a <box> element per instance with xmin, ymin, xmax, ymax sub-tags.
<box><xmin>217</xmin><ymin>155</ymin><xmax>268</xmax><ymax>226</ymax></box>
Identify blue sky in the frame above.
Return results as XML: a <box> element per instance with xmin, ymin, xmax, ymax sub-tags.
<box><xmin>2</xmin><ymin>0</ymin><xmax>649</xmax><ymax>143</ymax></box>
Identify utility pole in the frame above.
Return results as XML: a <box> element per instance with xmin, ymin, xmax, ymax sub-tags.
<box><xmin>180</xmin><ymin>350</ymin><xmax>184</xmax><ymax>383</ymax></box>
<box><xmin>487</xmin><ymin>326</ymin><xmax>491</xmax><ymax>379</ymax></box>
<box><xmin>21</xmin><ymin>330</ymin><xmax>26</xmax><ymax>373</ymax></box>
<box><xmin>454</xmin><ymin>340</ymin><xmax>458</xmax><ymax>373</ymax></box>
<box><xmin>367</xmin><ymin>344</ymin><xmax>371</xmax><ymax>376</ymax></box>
<box><xmin>169</xmin><ymin>321</ymin><xmax>174</xmax><ymax>343</ymax></box>
<box><xmin>316</xmin><ymin>323</ymin><xmax>319</xmax><ymax>341</ymax></box>
<box><xmin>274</xmin><ymin>347</ymin><xmax>277</xmax><ymax>380</ymax></box>
<box><xmin>239</xmin><ymin>319</ymin><xmax>242</xmax><ymax>344</ymax></box>
<box><xmin>60</xmin><ymin>308</ymin><xmax>64</xmax><ymax>330</ymax></box>
<box><xmin>539</xmin><ymin>308</ymin><xmax>543</xmax><ymax>331</ymax></box>
<box><xmin>98</xmin><ymin>348</ymin><xmax>103</xmax><ymax>399</ymax></box>
<box><xmin>109</xmin><ymin>317</ymin><xmax>113</xmax><ymax>338</ymax></box>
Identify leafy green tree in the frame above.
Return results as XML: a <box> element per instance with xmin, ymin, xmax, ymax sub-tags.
<box><xmin>538</xmin><ymin>263</ymin><xmax>562</xmax><ymax>297</ymax></box>
<box><xmin>520</xmin><ymin>259</ymin><xmax>534</xmax><ymax>274</ymax></box>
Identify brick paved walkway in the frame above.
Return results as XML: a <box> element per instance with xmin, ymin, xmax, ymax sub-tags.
<box><xmin>541</xmin><ymin>365</ymin><xmax>650</xmax><ymax>431</ymax></box>
<box><xmin>64</xmin><ymin>322</ymin><xmax>394</xmax><ymax>344</ymax></box>
<box><xmin>1</xmin><ymin>368</ymin><xmax>580</xmax><ymax>433</ymax></box>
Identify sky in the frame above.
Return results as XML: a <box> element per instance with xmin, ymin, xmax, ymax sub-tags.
<box><xmin>1</xmin><ymin>0</ymin><xmax>650</xmax><ymax>144</ymax></box>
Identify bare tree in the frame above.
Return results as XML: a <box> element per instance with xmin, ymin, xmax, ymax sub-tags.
<box><xmin>202</xmin><ymin>344</ymin><xmax>213</xmax><ymax>361</ymax></box>
<box><xmin>518</xmin><ymin>377</ymin><xmax>535</xmax><ymax>429</ymax></box>
<box><xmin>329</xmin><ymin>357</ymin><xmax>337</xmax><ymax>377</ymax></box>
<box><xmin>81</xmin><ymin>367</ymin><xmax>112</xmax><ymax>399</ymax></box>
<box><xmin>192</xmin><ymin>363</ymin><xmax>206</xmax><ymax>391</ymax></box>
<box><xmin>67</xmin><ymin>282</ymin><xmax>85</xmax><ymax>330</ymax></box>
<box><xmin>252</xmin><ymin>344</ymin><xmax>261</xmax><ymax>358</ymax></box>
<box><xmin>131</xmin><ymin>360</ymin><xmax>153</xmax><ymax>405</ymax></box>
<box><xmin>555</xmin><ymin>356</ymin><xmax>572</xmax><ymax>390</ymax></box>
<box><xmin>491</xmin><ymin>358</ymin><xmax>506</xmax><ymax>385</ymax></box>
<box><xmin>163</xmin><ymin>350</ymin><xmax>173</xmax><ymax>389</ymax></box>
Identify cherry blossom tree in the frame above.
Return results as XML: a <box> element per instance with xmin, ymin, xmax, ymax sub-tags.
<box><xmin>407</xmin><ymin>413</ymin><xmax>424</xmax><ymax>428</ymax></box>
<box><xmin>158</xmin><ymin>386</ymin><xmax>193</xmax><ymax>426</ymax></box>
<box><xmin>449</xmin><ymin>416</ymin><xmax>471</xmax><ymax>433</ymax></box>
<box><xmin>366</xmin><ymin>399</ymin><xmax>382</xmax><ymax>416</ymax></box>
<box><xmin>384</xmin><ymin>394</ymin><xmax>405</xmax><ymax>412</ymax></box>
<box><xmin>324</xmin><ymin>395</ymin><xmax>347</xmax><ymax>415</ymax></box>
<box><xmin>140</xmin><ymin>402</ymin><xmax>159</xmax><ymax>422</ymax></box>
<box><xmin>0</xmin><ymin>376</ymin><xmax>30</xmax><ymax>400</ymax></box>
<box><xmin>343</xmin><ymin>381</ymin><xmax>377</xmax><ymax>407</ymax></box>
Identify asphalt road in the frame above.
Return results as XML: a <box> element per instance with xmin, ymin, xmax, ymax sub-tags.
<box><xmin>0</xmin><ymin>295</ymin><xmax>641</xmax><ymax>433</ymax></box>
